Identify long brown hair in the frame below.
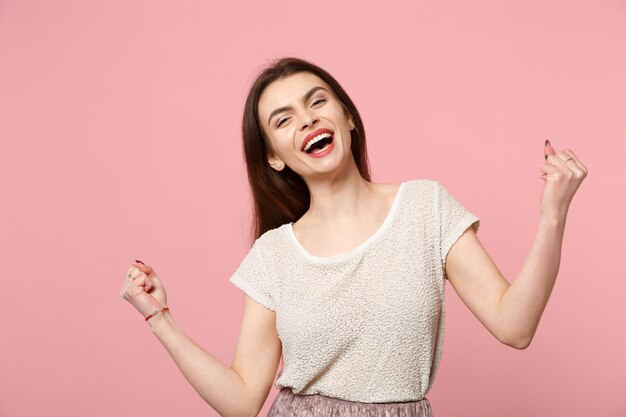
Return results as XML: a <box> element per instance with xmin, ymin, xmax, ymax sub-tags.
<box><xmin>242</xmin><ymin>57</ymin><xmax>371</xmax><ymax>245</ymax></box>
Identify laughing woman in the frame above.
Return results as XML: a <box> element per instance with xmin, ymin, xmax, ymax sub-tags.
<box><xmin>120</xmin><ymin>57</ymin><xmax>587</xmax><ymax>417</ymax></box>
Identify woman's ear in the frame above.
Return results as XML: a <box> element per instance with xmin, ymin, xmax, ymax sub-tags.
<box><xmin>345</xmin><ymin>112</ymin><xmax>356</xmax><ymax>130</ymax></box>
<box><xmin>268</xmin><ymin>152</ymin><xmax>285</xmax><ymax>171</ymax></box>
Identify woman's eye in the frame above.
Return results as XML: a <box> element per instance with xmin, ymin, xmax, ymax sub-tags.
<box><xmin>275</xmin><ymin>99</ymin><xmax>325</xmax><ymax>127</ymax></box>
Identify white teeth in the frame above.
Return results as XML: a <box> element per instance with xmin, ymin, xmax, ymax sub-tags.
<box><xmin>303</xmin><ymin>132</ymin><xmax>333</xmax><ymax>152</ymax></box>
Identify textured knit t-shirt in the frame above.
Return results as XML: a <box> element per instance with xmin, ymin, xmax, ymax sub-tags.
<box><xmin>229</xmin><ymin>179</ymin><xmax>480</xmax><ymax>403</ymax></box>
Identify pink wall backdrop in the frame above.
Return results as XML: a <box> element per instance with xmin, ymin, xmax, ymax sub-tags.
<box><xmin>1</xmin><ymin>0</ymin><xmax>624</xmax><ymax>416</ymax></box>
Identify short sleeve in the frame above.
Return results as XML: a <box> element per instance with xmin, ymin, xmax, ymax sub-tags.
<box><xmin>229</xmin><ymin>241</ymin><xmax>276</xmax><ymax>312</ymax></box>
<box><xmin>434</xmin><ymin>181</ymin><xmax>480</xmax><ymax>273</ymax></box>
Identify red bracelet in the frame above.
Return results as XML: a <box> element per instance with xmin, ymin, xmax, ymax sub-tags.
<box><xmin>145</xmin><ymin>306</ymin><xmax>170</xmax><ymax>321</ymax></box>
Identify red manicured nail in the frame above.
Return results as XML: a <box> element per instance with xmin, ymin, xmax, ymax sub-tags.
<box><xmin>135</xmin><ymin>259</ymin><xmax>145</xmax><ymax>265</ymax></box>
<box><xmin>545</xmin><ymin>139</ymin><xmax>551</xmax><ymax>146</ymax></box>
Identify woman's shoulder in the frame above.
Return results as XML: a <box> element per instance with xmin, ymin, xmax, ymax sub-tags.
<box><xmin>404</xmin><ymin>177</ymin><xmax>439</xmax><ymax>186</ymax></box>
<box><xmin>372</xmin><ymin>178</ymin><xmax>436</xmax><ymax>191</ymax></box>
<box><xmin>393</xmin><ymin>179</ymin><xmax>443</xmax><ymax>212</ymax></box>
<box><xmin>399</xmin><ymin>178</ymin><xmax>440</xmax><ymax>194</ymax></box>
<box><xmin>253</xmin><ymin>223</ymin><xmax>290</xmax><ymax>248</ymax></box>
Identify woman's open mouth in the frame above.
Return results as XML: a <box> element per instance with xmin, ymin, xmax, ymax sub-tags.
<box><xmin>303</xmin><ymin>132</ymin><xmax>334</xmax><ymax>158</ymax></box>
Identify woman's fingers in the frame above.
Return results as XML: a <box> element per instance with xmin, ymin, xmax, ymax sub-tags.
<box><xmin>561</xmin><ymin>149</ymin><xmax>584</xmax><ymax>167</ymax></box>
<box><xmin>540</xmin><ymin>140</ymin><xmax>555</xmax><ymax>181</ymax></box>
<box><xmin>545</xmin><ymin>151</ymin><xmax>572</xmax><ymax>168</ymax></box>
<box><xmin>123</xmin><ymin>266</ymin><xmax>153</xmax><ymax>293</ymax></box>
<box><xmin>544</xmin><ymin>139</ymin><xmax>556</xmax><ymax>159</ymax></box>
<box><xmin>133</xmin><ymin>260</ymin><xmax>154</xmax><ymax>276</ymax></box>
<box><xmin>545</xmin><ymin>152</ymin><xmax>586</xmax><ymax>180</ymax></box>
<box><xmin>134</xmin><ymin>271</ymin><xmax>153</xmax><ymax>293</ymax></box>
<box><xmin>121</xmin><ymin>261</ymin><xmax>168</xmax><ymax>314</ymax></box>
<box><xmin>543</xmin><ymin>142</ymin><xmax>587</xmax><ymax>177</ymax></box>
<box><xmin>132</xmin><ymin>261</ymin><xmax>158</xmax><ymax>291</ymax></box>
<box><xmin>540</xmin><ymin>163</ymin><xmax>558</xmax><ymax>174</ymax></box>
<box><xmin>146</xmin><ymin>273</ymin><xmax>163</xmax><ymax>292</ymax></box>
<box><xmin>539</xmin><ymin>163</ymin><xmax>558</xmax><ymax>178</ymax></box>
<box><xmin>561</xmin><ymin>149</ymin><xmax>588</xmax><ymax>177</ymax></box>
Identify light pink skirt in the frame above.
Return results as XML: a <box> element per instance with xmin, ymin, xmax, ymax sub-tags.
<box><xmin>267</xmin><ymin>387</ymin><xmax>434</xmax><ymax>417</ymax></box>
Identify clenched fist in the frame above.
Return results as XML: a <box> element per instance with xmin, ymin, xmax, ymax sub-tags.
<box><xmin>120</xmin><ymin>260</ymin><xmax>168</xmax><ymax>320</ymax></box>
<box><xmin>539</xmin><ymin>140</ymin><xmax>588</xmax><ymax>220</ymax></box>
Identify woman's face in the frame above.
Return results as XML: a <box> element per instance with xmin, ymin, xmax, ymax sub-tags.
<box><xmin>257</xmin><ymin>71</ymin><xmax>355</xmax><ymax>180</ymax></box>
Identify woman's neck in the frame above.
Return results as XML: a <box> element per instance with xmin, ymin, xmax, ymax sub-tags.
<box><xmin>300</xmin><ymin>171</ymin><xmax>375</xmax><ymax>226</ymax></box>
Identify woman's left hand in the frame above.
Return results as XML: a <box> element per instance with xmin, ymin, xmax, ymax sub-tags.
<box><xmin>539</xmin><ymin>140</ymin><xmax>588</xmax><ymax>220</ymax></box>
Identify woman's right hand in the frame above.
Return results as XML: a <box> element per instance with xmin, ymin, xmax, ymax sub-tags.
<box><xmin>120</xmin><ymin>261</ymin><xmax>168</xmax><ymax>320</ymax></box>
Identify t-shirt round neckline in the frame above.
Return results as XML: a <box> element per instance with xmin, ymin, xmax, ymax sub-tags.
<box><xmin>286</xmin><ymin>181</ymin><xmax>408</xmax><ymax>263</ymax></box>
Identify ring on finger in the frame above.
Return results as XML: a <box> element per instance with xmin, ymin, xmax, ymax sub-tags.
<box><xmin>128</xmin><ymin>273</ymin><xmax>135</xmax><ymax>280</ymax></box>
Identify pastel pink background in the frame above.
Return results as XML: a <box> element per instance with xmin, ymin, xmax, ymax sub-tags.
<box><xmin>1</xmin><ymin>0</ymin><xmax>624</xmax><ymax>416</ymax></box>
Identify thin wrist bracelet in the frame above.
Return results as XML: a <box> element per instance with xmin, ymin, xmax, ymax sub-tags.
<box><xmin>145</xmin><ymin>306</ymin><xmax>170</xmax><ymax>321</ymax></box>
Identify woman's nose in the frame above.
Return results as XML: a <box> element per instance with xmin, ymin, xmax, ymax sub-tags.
<box><xmin>300</xmin><ymin>109</ymin><xmax>319</xmax><ymax>130</ymax></box>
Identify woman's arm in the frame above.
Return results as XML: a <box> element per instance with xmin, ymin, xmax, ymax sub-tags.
<box><xmin>147</xmin><ymin>295</ymin><xmax>282</xmax><ymax>417</ymax></box>
<box><xmin>147</xmin><ymin>311</ymin><xmax>248</xmax><ymax>417</ymax></box>
<box><xmin>121</xmin><ymin>262</ymin><xmax>281</xmax><ymax>417</ymax></box>
<box><xmin>445</xmin><ymin>144</ymin><xmax>587</xmax><ymax>349</ymax></box>
<box><xmin>445</xmin><ymin>215</ymin><xmax>564</xmax><ymax>349</ymax></box>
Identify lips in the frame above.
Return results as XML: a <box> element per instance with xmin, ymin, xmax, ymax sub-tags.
<box><xmin>301</xmin><ymin>128</ymin><xmax>334</xmax><ymax>152</ymax></box>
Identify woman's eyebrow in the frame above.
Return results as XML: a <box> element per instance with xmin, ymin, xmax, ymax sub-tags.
<box><xmin>267</xmin><ymin>86</ymin><xmax>329</xmax><ymax>126</ymax></box>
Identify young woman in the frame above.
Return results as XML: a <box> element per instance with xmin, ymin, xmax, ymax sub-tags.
<box><xmin>120</xmin><ymin>57</ymin><xmax>587</xmax><ymax>417</ymax></box>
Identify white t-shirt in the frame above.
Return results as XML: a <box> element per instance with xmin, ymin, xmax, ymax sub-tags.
<box><xmin>229</xmin><ymin>179</ymin><xmax>480</xmax><ymax>403</ymax></box>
